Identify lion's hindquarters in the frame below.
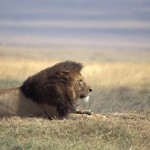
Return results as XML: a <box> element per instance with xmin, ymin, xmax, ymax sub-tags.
<box><xmin>0</xmin><ymin>88</ymin><xmax>45</xmax><ymax>117</ymax></box>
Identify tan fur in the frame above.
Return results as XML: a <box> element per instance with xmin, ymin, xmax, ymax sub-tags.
<box><xmin>0</xmin><ymin>88</ymin><xmax>48</xmax><ymax>117</ymax></box>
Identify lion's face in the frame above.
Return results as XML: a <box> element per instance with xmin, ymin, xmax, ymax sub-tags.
<box><xmin>71</xmin><ymin>72</ymin><xmax>92</xmax><ymax>102</ymax></box>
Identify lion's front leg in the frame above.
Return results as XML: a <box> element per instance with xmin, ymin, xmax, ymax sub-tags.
<box><xmin>68</xmin><ymin>107</ymin><xmax>105</xmax><ymax>120</ymax></box>
<box><xmin>67</xmin><ymin>112</ymin><xmax>106</xmax><ymax>120</ymax></box>
<box><xmin>71</xmin><ymin>104</ymin><xmax>93</xmax><ymax>115</ymax></box>
<box><xmin>74</xmin><ymin>110</ymin><xmax>93</xmax><ymax>115</ymax></box>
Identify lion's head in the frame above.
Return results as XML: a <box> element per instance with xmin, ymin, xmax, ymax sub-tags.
<box><xmin>21</xmin><ymin>61</ymin><xmax>92</xmax><ymax>117</ymax></box>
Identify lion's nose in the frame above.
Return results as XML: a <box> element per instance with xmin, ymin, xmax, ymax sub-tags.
<box><xmin>89</xmin><ymin>88</ymin><xmax>93</xmax><ymax>92</ymax></box>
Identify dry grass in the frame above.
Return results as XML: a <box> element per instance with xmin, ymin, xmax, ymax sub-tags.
<box><xmin>1</xmin><ymin>57</ymin><xmax>150</xmax><ymax>87</ymax></box>
<box><xmin>0</xmin><ymin>56</ymin><xmax>150</xmax><ymax>149</ymax></box>
<box><xmin>84</xmin><ymin>62</ymin><xmax>150</xmax><ymax>86</ymax></box>
<box><xmin>82</xmin><ymin>62</ymin><xmax>150</xmax><ymax>113</ymax></box>
<box><xmin>0</xmin><ymin>111</ymin><xmax>149</xmax><ymax>150</ymax></box>
<box><xmin>0</xmin><ymin>57</ymin><xmax>56</xmax><ymax>81</ymax></box>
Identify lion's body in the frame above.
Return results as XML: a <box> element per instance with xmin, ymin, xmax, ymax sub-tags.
<box><xmin>0</xmin><ymin>88</ymin><xmax>44</xmax><ymax>117</ymax></box>
<box><xmin>0</xmin><ymin>87</ymin><xmax>61</xmax><ymax>118</ymax></box>
<box><xmin>0</xmin><ymin>61</ymin><xmax>97</xmax><ymax>119</ymax></box>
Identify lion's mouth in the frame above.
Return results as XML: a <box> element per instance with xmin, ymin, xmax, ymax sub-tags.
<box><xmin>80</xmin><ymin>94</ymin><xmax>87</xmax><ymax>99</ymax></box>
<box><xmin>79</xmin><ymin>95</ymin><xmax>90</xmax><ymax>102</ymax></box>
<box><xmin>83</xmin><ymin>96</ymin><xmax>89</xmax><ymax>102</ymax></box>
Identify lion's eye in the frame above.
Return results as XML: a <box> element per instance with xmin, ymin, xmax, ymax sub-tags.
<box><xmin>78</xmin><ymin>80</ymin><xmax>83</xmax><ymax>85</ymax></box>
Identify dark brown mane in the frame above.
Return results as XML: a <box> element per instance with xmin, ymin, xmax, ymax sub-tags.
<box><xmin>21</xmin><ymin>61</ymin><xmax>83</xmax><ymax>117</ymax></box>
<box><xmin>49</xmin><ymin>60</ymin><xmax>83</xmax><ymax>74</ymax></box>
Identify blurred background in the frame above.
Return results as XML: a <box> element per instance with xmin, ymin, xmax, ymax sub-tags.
<box><xmin>0</xmin><ymin>0</ymin><xmax>150</xmax><ymax>60</ymax></box>
<box><xmin>0</xmin><ymin>0</ymin><xmax>150</xmax><ymax>113</ymax></box>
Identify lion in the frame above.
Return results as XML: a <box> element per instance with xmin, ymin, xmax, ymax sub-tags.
<box><xmin>0</xmin><ymin>61</ymin><xmax>103</xmax><ymax>120</ymax></box>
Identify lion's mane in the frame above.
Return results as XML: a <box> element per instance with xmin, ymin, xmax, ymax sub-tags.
<box><xmin>21</xmin><ymin>61</ymin><xmax>83</xmax><ymax>117</ymax></box>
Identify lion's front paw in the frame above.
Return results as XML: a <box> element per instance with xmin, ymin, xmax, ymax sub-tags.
<box><xmin>82</xmin><ymin>110</ymin><xmax>93</xmax><ymax>115</ymax></box>
<box><xmin>75</xmin><ymin>110</ymin><xmax>93</xmax><ymax>115</ymax></box>
<box><xmin>90</xmin><ymin>113</ymin><xmax>107</xmax><ymax>120</ymax></box>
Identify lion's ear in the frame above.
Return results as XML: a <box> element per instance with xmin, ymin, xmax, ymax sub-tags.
<box><xmin>56</xmin><ymin>70</ymin><xmax>70</xmax><ymax>80</ymax></box>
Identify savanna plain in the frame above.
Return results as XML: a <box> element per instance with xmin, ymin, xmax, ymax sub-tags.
<box><xmin>0</xmin><ymin>47</ymin><xmax>150</xmax><ymax>150</ymax></box>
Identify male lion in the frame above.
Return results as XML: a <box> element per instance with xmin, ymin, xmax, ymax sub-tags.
<box><xmin>0</xmin><ymin>61</ymin><xmax>102</xmax><ymax>120</ymax></box>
